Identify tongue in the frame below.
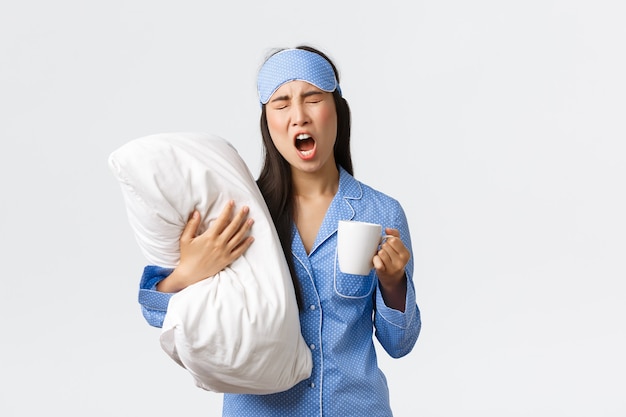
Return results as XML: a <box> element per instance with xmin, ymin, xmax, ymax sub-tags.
<box><xmin>296</xmin><ymin>138</ymin><xmax>315</xmax><ymax>151</ymax></box>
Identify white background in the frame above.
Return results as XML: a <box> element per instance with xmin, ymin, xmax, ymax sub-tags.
<box><xmin>1</xmin><ymin>1</ymin><xmax>625</xmax><ymax>416</ymax></box>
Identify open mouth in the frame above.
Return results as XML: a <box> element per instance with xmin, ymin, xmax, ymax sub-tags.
<box><xmin>295</xmin><ymin>133</ymin><xmax>315</xmax><ymax>156</ymax></box>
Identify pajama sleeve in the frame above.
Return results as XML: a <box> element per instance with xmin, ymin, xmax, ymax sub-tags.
<box><xmin>373</xmin><ymin>202</ymin><xmax>421</xmax><ymax>358</ymax></box>
<box><xmin>138</xmin><ymin>265</ymin><xmax>175</xmax><ymax>328</ymax></box>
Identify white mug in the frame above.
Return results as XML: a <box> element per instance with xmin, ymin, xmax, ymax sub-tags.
<box><xmin>337</xmin><ymin>220</ymin><xmax>391</xmax><ymax>275</ymax></box>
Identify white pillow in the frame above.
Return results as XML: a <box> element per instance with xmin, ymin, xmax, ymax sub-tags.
<box><xmin>108</xmin><ymin>132</ymin><xmax>312</xmax><ymax>394</ymax></box>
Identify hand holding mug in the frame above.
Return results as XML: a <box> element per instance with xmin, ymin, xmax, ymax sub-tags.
<box><xmin>373</xmin><ymin>227</ymin><xmax>410</xmax><ymax>284</ymax></box>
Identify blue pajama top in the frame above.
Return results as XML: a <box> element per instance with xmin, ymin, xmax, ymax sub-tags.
<box><xmin>138</xmin><ymin>167</ymin><xmax>421</xmax><ymax>417</ymax></box>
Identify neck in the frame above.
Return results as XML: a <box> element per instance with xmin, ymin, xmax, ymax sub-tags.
<box><xmin>292</xmin><ymin>163</ymin><xmax>340</xmax><ymax>198</ymax></box>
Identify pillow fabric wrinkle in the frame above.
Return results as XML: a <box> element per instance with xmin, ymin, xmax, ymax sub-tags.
<box><xmin>108</xmin><ymin>132</ymin><xmax>312</xmax><ymax>394</ymax></box>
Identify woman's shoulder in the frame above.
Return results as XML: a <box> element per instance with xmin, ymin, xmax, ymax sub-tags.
<box><xmin>340</xmin><ymin>168</ymin><xmax>404</xmax><ymax>213</ymax></box>
<box><xmin>359</xmin><ymin>180</ymin><xmax>400</xmax><ymax>205</ymax></box>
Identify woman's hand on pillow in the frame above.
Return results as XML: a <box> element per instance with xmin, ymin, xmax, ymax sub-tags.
<box><xmin>156</xmin><ymin>200</ymin><xmax>255</xmax><ymax>293</ymax></box>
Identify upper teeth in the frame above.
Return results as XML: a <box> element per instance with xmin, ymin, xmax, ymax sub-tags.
<box><xmin>296</xmin><ymin>134</ymin><xmax>311</xmax><ymax>140</ymax></box>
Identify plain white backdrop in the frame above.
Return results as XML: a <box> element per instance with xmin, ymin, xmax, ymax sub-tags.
<box><xmin>1</xmin><ymin>1</ymin><xmax>625</xmax><ymax>416</ymax></box>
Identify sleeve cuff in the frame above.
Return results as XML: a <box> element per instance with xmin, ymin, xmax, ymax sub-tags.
<box><xmin>139</xmin><ymin>265</ymin><xmax>175</xmax><ymax>291</ymax></box>
<box><xmin>138</xmin><ymin>265</ymin><xmax>175</xmax><ymax>328</ymax></box>
<box><xmin>375</xmin><ymin>273</ymin><xmax>417</xmax><ymax>329</ymax></box>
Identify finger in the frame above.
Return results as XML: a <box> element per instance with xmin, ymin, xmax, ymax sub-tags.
<box><xmin>385</xmin><ymin>227</ymin><xmax>400</xmax><ymax>238</ymax></box>
<box><xmin>380</xmin><ymin>239</ymin><xmax>401</xmax><ymax>259</ymax></box>
<box><xmin>382</xmin><ymin>229</ymin><xmax>406</xmax><ymax>255</ymax></box>
<box><xmin>206</xmin><ymin>200</ymin><xmax>236</xmax><ymax>236</ymax></box>
<box><xmin>381</xmin><ymin>228</ymin><xmax>400</xmax><ymax>249</ymax></box>
<box><xmin>229</xmin><ymin>235</ymin><xmax>255</xmax><ymax>259</ymax></box>
<box><xmin>377</xmin><ymin>246</ymin><xmax>393</xmax><ymax>267</ymax></box>
<box><xmin>381</xmin><ymin>242</ymin><xmax>411</xmax><ymax>272</ymax></box>
<box><xmin>180</xmin><ymin>210</ymin><xmax>201</xmax><ymax>243</ymax></box>
<box><xmin>226</xmin><ymin>217</ymin><xmax>254</xmax><ymax>252</ymax></box>
<box><xmin>372</xmin><ymin>254</ymin><xmax>385</xmax><ymax>271</ymax></box>
<box><xmin>221</xmin><ymin>205</ymin><xmax>251</xmax><ymax>242</ymax></box>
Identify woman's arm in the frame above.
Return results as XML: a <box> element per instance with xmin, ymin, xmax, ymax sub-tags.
<box><xmin>137</xmin><ymin>201</ymin><xmax>255</xmax><ymax>327</ymax></box>
<box><xmin>374</xmin><ymin>277</ymin><xmax>421</xmax><ymax>358</ymax></box>
<box><xmin>373</xmin><ymin>204</ymin><xmax>421</xmax><ymax>357</ymax></box>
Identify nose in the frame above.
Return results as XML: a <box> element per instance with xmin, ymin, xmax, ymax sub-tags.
<box><xmin>291</xmin><ymin>102</ymin><xmax>309</xmax><ymax>126</ymax></box>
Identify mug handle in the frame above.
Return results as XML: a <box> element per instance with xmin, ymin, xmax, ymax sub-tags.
<box><xmin>379</xmin><ymin>234</ymin><xmax>394</xmax><ymax>244</ymax></box>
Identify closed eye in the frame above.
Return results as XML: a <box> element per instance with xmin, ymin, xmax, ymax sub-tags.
<box><xmin>302</xmin><ymin>91</ymin><xmax>324</xmax><ymax>101</ymax></box>
<box><xmin>270</xmin><ymin>99</ymin><xmax>289</xmax><ymax>110</ymax></box>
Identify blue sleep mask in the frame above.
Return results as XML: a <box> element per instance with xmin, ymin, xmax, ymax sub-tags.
<box><xmin>257</xmin><ymin>48</ymin><xmax>341</xmax><ymax>105</ymax></box>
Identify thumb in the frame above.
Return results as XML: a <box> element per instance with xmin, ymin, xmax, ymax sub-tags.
<box><xmin>180</xmin><ymin>210</ymin><xmax>201</xmax><ymax>243</ymax></box>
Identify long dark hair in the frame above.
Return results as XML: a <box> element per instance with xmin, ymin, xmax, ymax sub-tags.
<box><xmin>256</xmin><ymin>45</ymin><xmax>353</xmax><ymax>308</ymax></box>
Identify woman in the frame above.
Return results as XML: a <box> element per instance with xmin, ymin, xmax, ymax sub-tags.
<box><xmin>139</xmin><ymin>45</ymin><xmax>421</xmax><ymax>416</ymax></box>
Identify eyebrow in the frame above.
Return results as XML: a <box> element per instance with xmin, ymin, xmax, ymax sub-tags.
<box><xmin>270</xmin><ymin>90</ymin><xmax>325</xmax><ymax>103</ymax></box>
